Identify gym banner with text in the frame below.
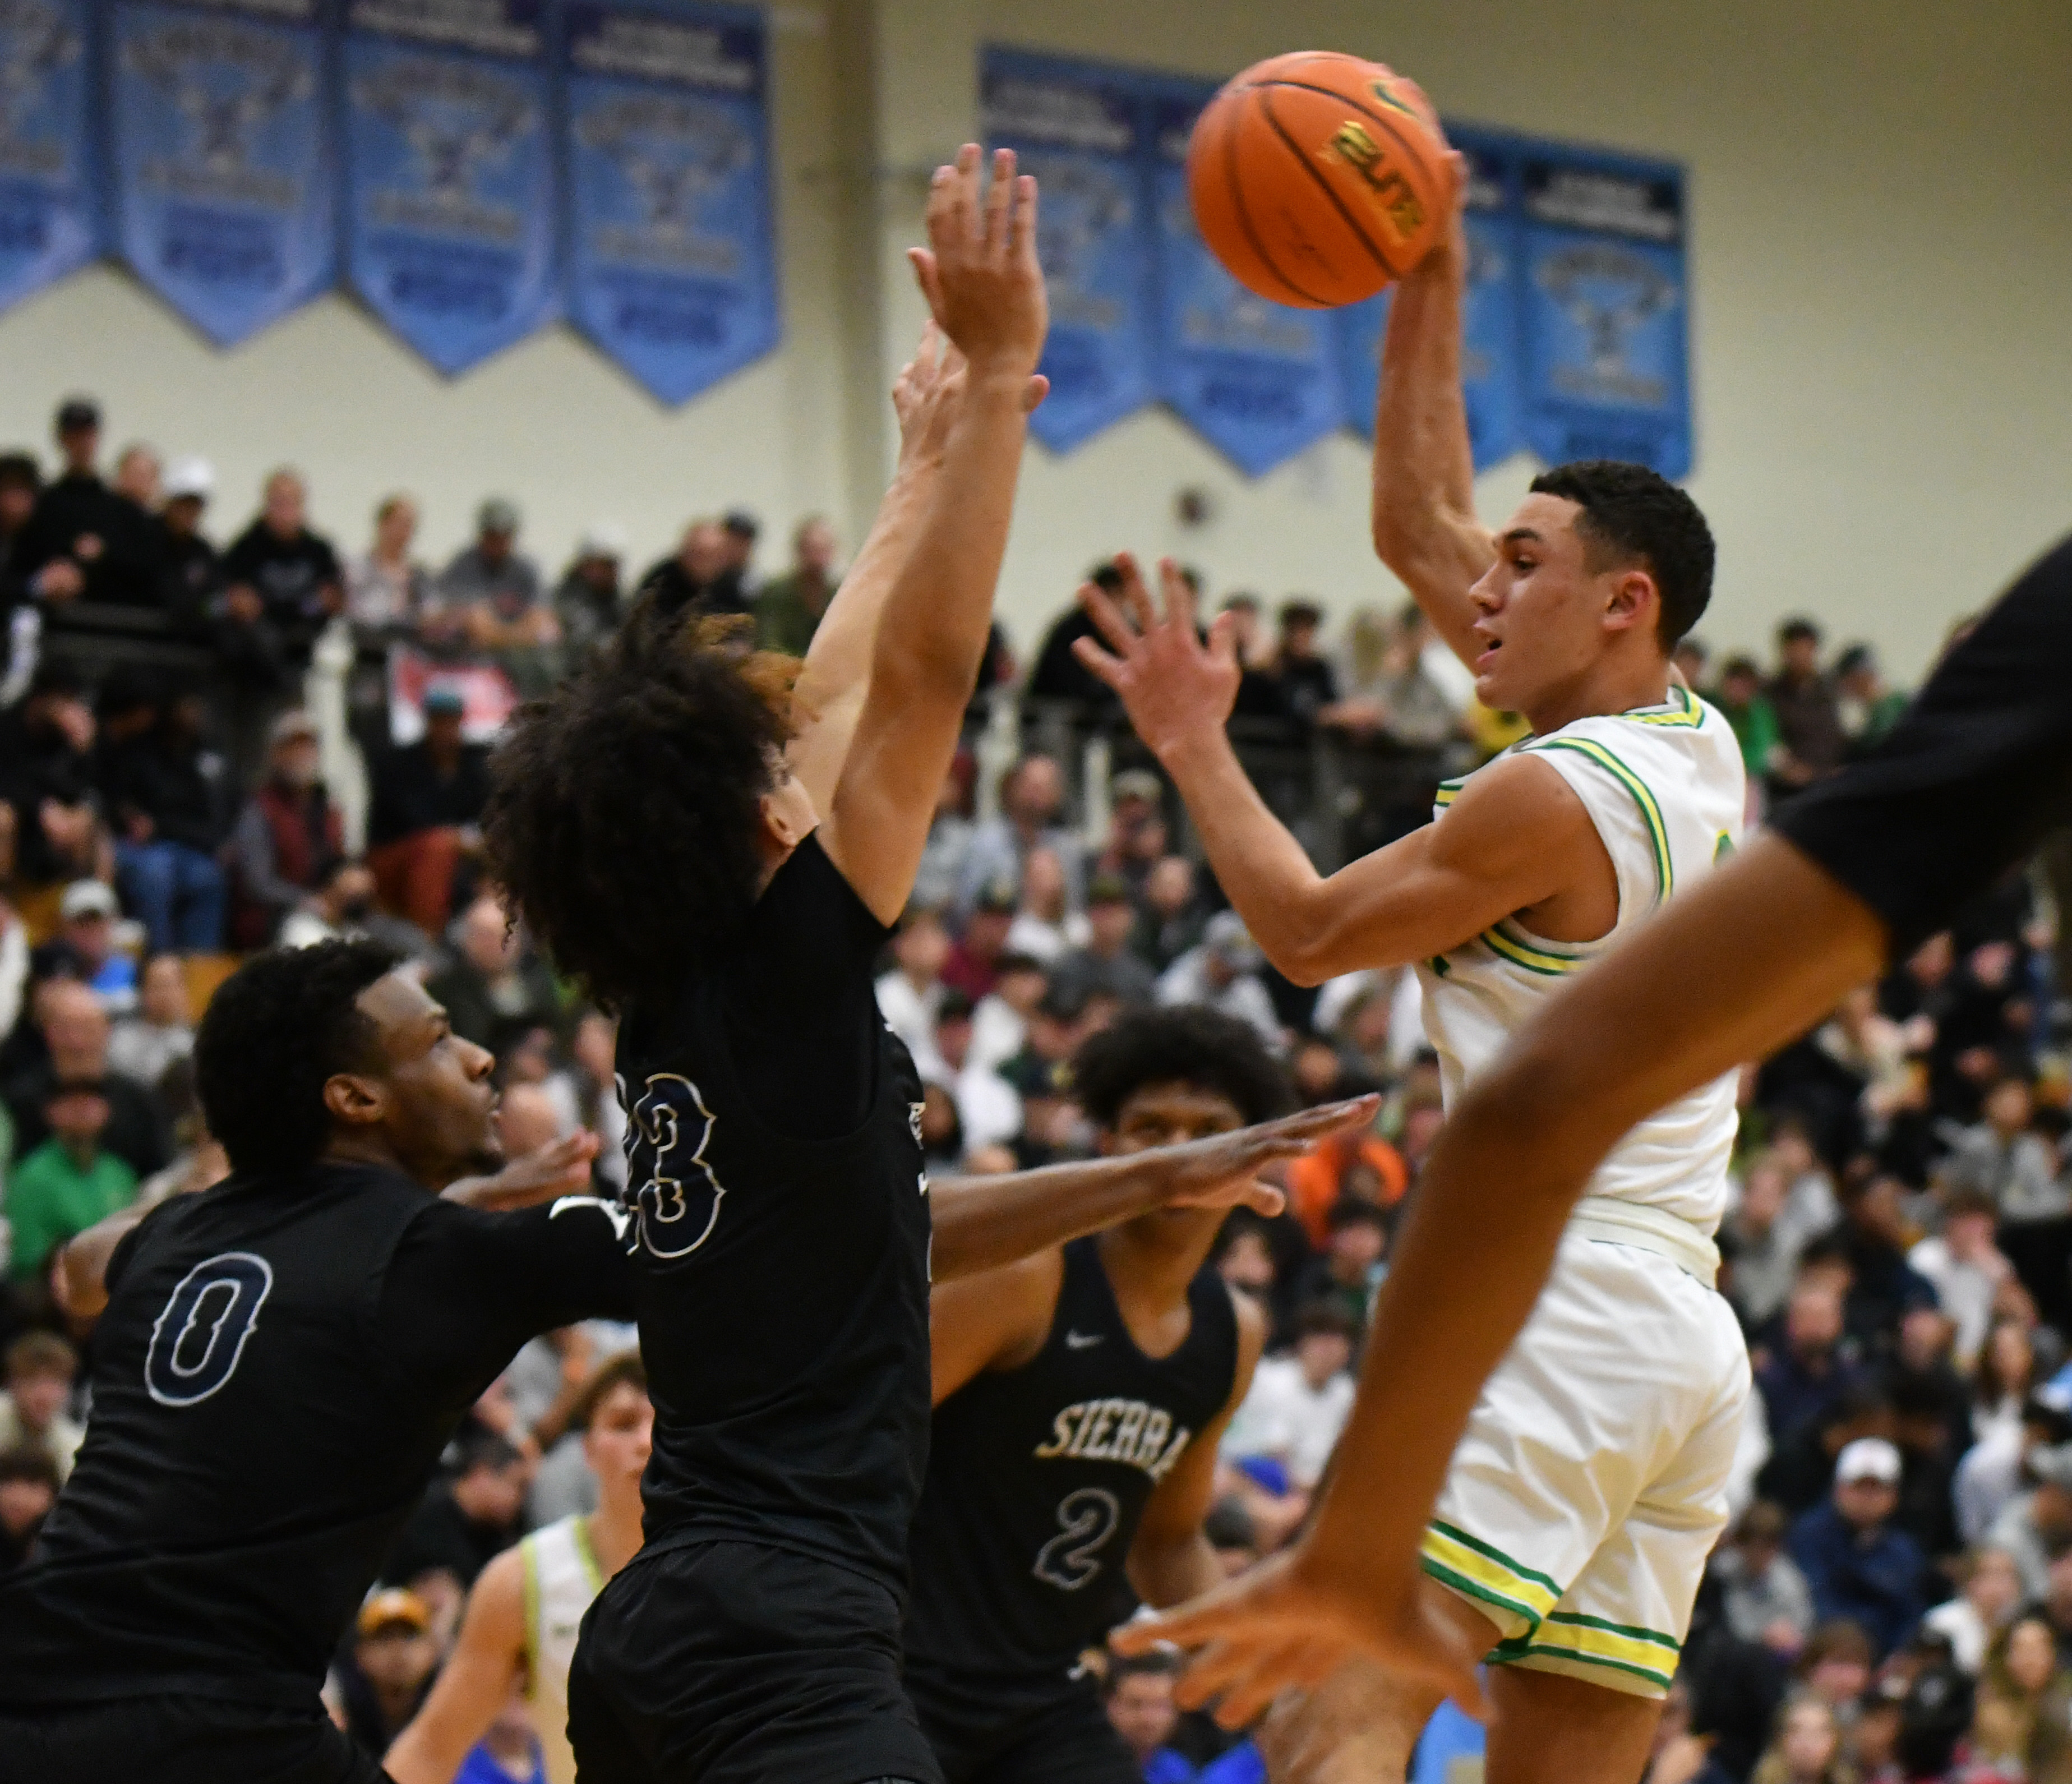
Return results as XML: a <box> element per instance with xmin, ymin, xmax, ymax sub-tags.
<box><xmin>342</xmin><ymin>0</ymin><xmax>557</xmax><ymax>375</ymax></box>
<box><xmin>980</xmin><ymin>47</ymin><xmax>1153</xmax><ymax>455</ymax></box>
<box><xmin>109</xmin><ymin>0</ymin><xmax>333</xmax><ymax>344</ymax></box>
<box><xmin>0</xmin><ymin>0</ymin><xmax>100</xmax><ymax>315</ymax></box>
<box><xmin>565</xmin><ymin>0</ymin><xmax>778</xmax><ymax>404</ymax></box>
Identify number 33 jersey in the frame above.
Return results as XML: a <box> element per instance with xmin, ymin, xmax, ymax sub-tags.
<box><xmin>903</xmin><ymin>1237</ymin><xmax>1238</xmax><ymax>1688</ymax></box>
<box><xmin>0</xmin><ymin>1163</ymin><xmax>635</xmax><ymax>1713</ymax></box>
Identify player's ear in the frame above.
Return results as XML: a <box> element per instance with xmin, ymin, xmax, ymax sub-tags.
<box><xmin>1604</xmin><ymin>568</ymin><xmax>1657</xmax><ymax>635</ymax></box>
<box><xmin>323</xmin><ymin>1070</ymin><xmax>385</xmax><ymax>1129</ymax></box>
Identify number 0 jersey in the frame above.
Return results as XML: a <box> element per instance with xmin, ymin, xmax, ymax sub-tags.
<box><xmin>1416</xmin><ymin>686</ymin><xmax>1747</xmax><ymax>1241</ymax></box>
<box><xmin>0</xmin><ymin>1163</ymin><xmax>634</xmax><ymax>1711</ymax></box>
<box><xmin>903</xmin><ymin>1237</ymin><xmax>1239</xmax><ymax>1693</ymax></box>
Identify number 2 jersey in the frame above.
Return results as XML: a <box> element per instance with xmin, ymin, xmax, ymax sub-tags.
<box><xmin>0</xmin><ymin>1163</ymin><xmax>634</xmax><ymax>1712</ymax></box>
<box><xmin>903</xmin><ymin>1237</ymin><xmax>1239</xmax><ymax>1705</ymax></box>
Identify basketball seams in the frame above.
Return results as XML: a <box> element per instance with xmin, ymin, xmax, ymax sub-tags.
<box><xmin>1219</xmin><ymin>90</ymin><xmax>1331</xmax><ymax>308</ymax></box>
<box><xmin>1254</xmin><ymin>85</ymin><xmax>1393</xmax><ymax>278</ymax></box>
<box><xmin>1248</xmin><ymin>75</ymin><xmax>1442</xmax><ymax>190</ymax></box>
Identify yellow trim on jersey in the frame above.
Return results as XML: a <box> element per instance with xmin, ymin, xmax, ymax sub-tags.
<box><xmin>1479</xmin><ymin>923</ymin><xmax>1593</xmax><ymax>978</ymax></box>
<box><xmin>1621</xmin><ymin>685</ymin><xmax>1705</xmax><ymax>729</ymax></box>
<box><xmin>1527</xmin><ymin>737</ymin><xmax>1673</xmax><ymax>902</ymax></box>
<box><xmin>1492</xmin><ymin>1611</ymin><xmax>1680</xmax><ymax>1691</ymax></box>
<box><xmin>1421</xmin><ymin>1520</ymin><xmax>1563</xmax><ymax>1628</ymax></box>
<box><xmin>519</xmin><ymin>1532</ymin><xmax>542</xmax><ymax>1702</ymax></box>
<box><xmin>573</xmin><ymin>1515</ymin><xmax>604</xmax><ymax>1596</ymax></box>
<box><xmin>1433</xmin><ymin>776</ymin><xmax>1467</xmax><ymax>810</ymax></box>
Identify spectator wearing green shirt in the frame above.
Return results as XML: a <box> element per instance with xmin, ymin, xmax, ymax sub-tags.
<box><xmin>4</xmin><ymin>1079</ymin><xmax>137</xmax><ymax>1285</ymax></box>
<box><xmin>1834</xmin><ymin>643</ymin><xmax>1911</xmax><ymax>759</ymax></box>
<box><xmin>751</xmin><ymin>516</ymin><xmax>839</xmax><ymax>656</ymax></box>
<box><xmin>1714</xmin><ymin>653</ymin><xmax>1782</xmax><ymax>783</ymax></box>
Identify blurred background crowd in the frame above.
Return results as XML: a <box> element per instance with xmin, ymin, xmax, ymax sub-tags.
<box><xmin>2</xmin><ymin>392</ymin><xmax>2071</xmax><ymax>1784</ymax></box>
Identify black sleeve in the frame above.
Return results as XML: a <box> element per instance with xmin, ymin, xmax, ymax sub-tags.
<box><xmin>1771</xmin><ymin>535</ymin><xmax>2072</xmax><ymax>957</ymax></box>
<box><xmin>380</xmin><ymin>1196</ymin><xmax>636</xmax><ymax>1391</ymax></box>
<box><xmin>721</xmin><ymin>829</ymin><xmax>892</xmax><ymax>1140</ymax></box>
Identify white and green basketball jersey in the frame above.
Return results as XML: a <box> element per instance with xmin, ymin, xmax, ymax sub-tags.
<box><xmin>520</xmin><ymin>1513</ymin><xmax>604</xmax><ymax>1784</ymax></box>
<box><xmin>1415</xmin><ymin>685</ymin><xmax>1746</xmax><ymax>1238</ymax></box>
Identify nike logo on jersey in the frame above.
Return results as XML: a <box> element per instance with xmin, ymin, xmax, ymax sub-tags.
<box><xmin>1033</xmin><ymin>1397</ymin><xmax>1192</xmax><ymax>1481</ymax></box>
<box><xmin>1065</xmin><ymin>1330</ymin><xmax>1103</xmax><ymax>1349</ymax></box>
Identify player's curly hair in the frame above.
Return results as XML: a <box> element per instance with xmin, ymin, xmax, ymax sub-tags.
<box><xmin>195</xmin><ymin>939</ymin><xmax>400</xmax><ymax>1177</ymax></box>
<box><xmin>483</xmin><ymin>605</ymin><xmax>799</xmax><ymax>1011</ymax></box>
<box><xmin>1532</xmin><ymin>459</ymin><xmax>1715</xmax><ymax>647</ymax></box>
<box><xmin>1070</xmin><ymin>1006</ymin><xmax>1293</xmax><ymax>1131</ymax></box>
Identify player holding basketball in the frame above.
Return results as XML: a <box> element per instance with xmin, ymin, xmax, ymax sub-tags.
<box><xmin>907</xmin><ymin>1007</ymin><xmax>1289</xmax><ymax>1784</ymax></box>
<box><xmin>384</xmin><ymin>1354</ymin><xmax>651</xmax><ymax>1784</ymax></box>
<box><xmin>1080</xmin><ymin>150</ymin><xmax>1747</xmax><ymax>1781</ymax></box>
<box><xmin>1118</xmin><ymin>533</ymin><xmax>2072</xmax><ymax>1773</ymax></box>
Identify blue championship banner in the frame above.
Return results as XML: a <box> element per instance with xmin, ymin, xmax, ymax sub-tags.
<box><xmin>1337</xmin><ymin>127</ymin><xmax>1524</xmax><ymax>472</ymax></box>
<box><xmin>1517</xmin><ymin>143</ymin><xmax>1690</xmax><ymax>478</ymax></box>
<box><xmin>1148</xmin><ymin>76</ymin><xmax>1340</xmax><ymax>479</ymax></box>
<box><xmin>565</xmin><ymin>0</ymin><xmax>777</xmax><ymax>405</ymax></box>
<box><xmin>343</xmin><ymin>0</ymin><xmax>556</xmax><ymax>374</ymax></box>
<box><xmin>980</xmin><ymin>48</ymin><xmax>1152</xmax><ymax>455</ymax></box>
<box><xmin>0</xmin><ymin>0</ymin><xmax>97</xmax><ymax>314</ymax></box>
<box><xmin>109</xmin><ymin>0</ymin><xmax>333</xmax><ymax>344</ymax></box>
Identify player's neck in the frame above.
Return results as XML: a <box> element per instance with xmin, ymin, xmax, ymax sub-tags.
<box><xmin>1522</xmin><ymin>651</ymin><xmax>1672</xmax><ymax>738</ymax></box>
<box><xmin>321</xmin><ymin>1131</ymin><xmax>442</xmax><ymax>1190</ymax></box>
<box><xmin>589</xmin><ymin>1491</ymin><xmax>644</xmax><ymax>1576</ymax></box>
<box><xmin>1100</xmin><ymin>1215</ymin><xmax>1220</xmax><ymax>1318</ymax></box>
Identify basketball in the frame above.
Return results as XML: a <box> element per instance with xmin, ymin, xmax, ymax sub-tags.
<box><xmin>1186</xmin><ymin>51</ymin><xmax>1447</xmax><ymax>309</ymax></box>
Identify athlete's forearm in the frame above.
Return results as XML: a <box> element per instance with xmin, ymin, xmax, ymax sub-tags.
<box><xmin>55</xmin><ymin>1205</ymin><xmax>148</xmax><ymax>1324</ymax></box>
<box><xmin>1129</xmin><ymin>1530</ymin><xmax>1225</xmax><ymax>1610</ymax></box>
<box><xmin>1299</xmin><ymin>836</ymin><xmax>1886</xmax><ymax>1596</ymax></box>
<box><xmin>1153</xmin><ymin>727</ymin><xmax>1343</xmax><ymax>986</ymax></box>
<box><xmin>930</xmin><ymin>1151</ymin><xmax>1199</xmax><ymax>1281</ymax></box>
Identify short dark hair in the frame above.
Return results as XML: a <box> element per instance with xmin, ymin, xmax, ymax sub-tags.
<box><xmin>0</xmin><ymin>1445</ymin><xmax>59</xmax><ymax>1492</ymax></box>
<box><xmin>1529</xmin><ymin>459</ymin><xmax>1715</xmax><ymax>648</ymax></box>
<box><xmin>1070</xmin><ymin>1006</ymin><xmax>1293</xmax><ymax>1131</ymax></box>
<box><xmin>195</xmin><ymin>941</ymin><xmax>399</xmax><ymax>1177</ymax></box>
<box><xmin>1777</xmin><ymin>615</ymin><xmax>1822</xmax><ymax>645</ymax></box>
<box><xmin>1291</xmin><ymin>1299</ymin><xmax>1361</xmax><ymax>1342</ymax></box>
<box><xmin>0</xmin><ymin>451</ymin><xmax>40</xmax><ymax>494</ymax></box>
<box><xmin>484</xmin><ymin>609</ymin><xmax>796</xmax><ymax>1010</ymax></box>
<box><xmin>569</xmin><ymin>1353</ymin><xmax>648</xmax><ymax>1430</ymax></box>
<box><xmin>1279</xmin><ymin>599</ymin><xmax>1323</xmax><ymax>630</ymax></box>
<box><xmin>1326</xmin><ymin>1197</ymin><xmax>1389</xmax><ymax>1235</ymax></box>
<box><xmin>1106</xmin><ymin>1650</ymin><xmax>1179</xmax><ymax>1694</ymax></box>
<box><xmin>453</xmin><ymin>1429</ymin><xmax>524</xmax><ymax>1477</ymax></box>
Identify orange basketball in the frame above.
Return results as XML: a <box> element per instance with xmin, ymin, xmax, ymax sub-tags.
<box><xmin>1186</xmin><ymin>52</ymin><xmax>1447</xmax><ymax>310</ymax></box>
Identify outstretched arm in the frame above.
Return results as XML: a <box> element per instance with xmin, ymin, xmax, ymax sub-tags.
<box><xmin>785</xmin><ymin>324</ymin><xmax>984</xmax><ymax>815</ymax></box>
<box><xmin>929</xmin><ymin>1096</ymin><xmax>1377</xmax><ymax>1283</ymax></box>
<box><xmin>1369</xmin><ymin>152</ymin><xmax>1498</xmax><ymax>671</ymax></box>
<box><xmin>818</xmin><ymin>144</ymin><xmax>1048</xmax><ymax>923</ymax></box>
<box><xmin>1076</xmin><ymin>557</ymin><xmax>1605</xmax><ymax>984</ymax></box>
<box><xmin>382</xmin><ymin>1545</ymin><xmax>527</xmax><ymax>1784</ymax></box>
<box><xmin>1114</xmin><ymin>836</ymin><xmax>1886</xmax><ymax>1725</ymax></box>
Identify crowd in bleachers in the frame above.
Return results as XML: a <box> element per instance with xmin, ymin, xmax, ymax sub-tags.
<box><xmin>2</xmin><ymin>385</ymin><xmax>2070</xmax><ymax>1782</ymax></box>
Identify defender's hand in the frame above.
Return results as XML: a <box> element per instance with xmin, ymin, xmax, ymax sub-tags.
<box><xmin>444</xmin><ymin>1130</ymin><xmax>602</xmax><ymax>1211</ymax></box>
<box><xmin>1073</xmin><ymin>553</ymin><xmax>1240</xmax><ymax>763</ymax></box>
<box><xmin>892</xmin><ymin>320</ymin><xmax>969</xmax><ymax>474</ymax></box>
<box><xmin>907</xmin><ymin>144</ymin><xmax>1047</xmax><ymax>381</ymax></box>
<box><xmin>1149</xmin><ymin>1095</ymin><xmax>1381</xmax><ymax>1219</ymax></box>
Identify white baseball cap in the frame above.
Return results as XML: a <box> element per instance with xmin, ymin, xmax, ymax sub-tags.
<box><xmin>1835</xmin><ymin>1436</ymin><xmax>1902</xmax><ymax>1486</ymax></box>
<box><xmin>578</xmin><ymin>521</ymin><xmax>628</xmax><ymax>561</ymax></box>
<box><xmin>163</xmin><ymin>455</ymin><xmax>215</xmax><ymax>501</ymax></box>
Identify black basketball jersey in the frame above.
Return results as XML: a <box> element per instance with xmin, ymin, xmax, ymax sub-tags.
<box><xmin>904</xmin><ymin>1237</ymin><xmax>1239</xmax><ymax>1684</ymax></box>
<box><xmin>616</xmin><ymin>833</ymin><xmax>932</xmax><ymax>1594</ymax></box>
<box><xmin>0</xmin><ymin>1163</ymin><xmax>634</xmax><ymax>1710</ymax></box>
<box><xmin>1774</xmin><ymin>533</ymin><xmax>2072</xmax><ymax>956</ymax></box>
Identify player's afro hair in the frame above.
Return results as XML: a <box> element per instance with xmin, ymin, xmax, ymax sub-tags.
<box><xmin>1069</xmin><ymin>1006</ymin><xmax>1293</xmax><ymax>1132</ymax></box>
<box><xmin>195</xmin><ymin>939</ymin><xmax>399</xmax><ymax>1177</ymax></box>
<box><xmin>1531</xmin><ymin>459</ymin><xmax>1715</xmax><ymax>648</ymax></box>
<box><xmin>482</xmin><ymin>605</ymin><xmax>799</xmax><ymax>1011</ymax></box>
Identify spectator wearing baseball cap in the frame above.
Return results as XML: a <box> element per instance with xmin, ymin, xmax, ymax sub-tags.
<box><xmin>155</xmin><ymin>456</ymin><xmax>223</xmax><ymax>630</ymax></box>
<box><xmin>1156</xmin><ymin>912</ymin><xmax>1285</xmax><ymax>1054</ymax></box>
<box><xmin>1049</xmin><ymin>871</ymin><xmax>1156</xmax><ymax>1010</ymax></box>
<box><xmin>3</xmin><ymin>1076</ymin><xmax>137</xmax><ymax>1287</ymax></box>
<box><xmin>339</xmin><ymin>1587</ymin><xmax>439</xmax><ymax>1760</ymax></box>
<box><xmin>365</xmin><ymin>681</ymin><xmax>491</xmax><ymax>936</ymax></box>
<box><xmin>30</xmin><ymin>880</ymin><xmax>136</xmax><ymax>1008</ymax></box>
<box><xmin>12</xmin><ymin>396</ymin><xmax>164</xmax><ymax>610</ymax></box>
<box><xmin>440</xmin><ymin>497</ymin><xmax>557</xmax><ymax>693</ymax></box>
<box><xmin>1789</xmin><ymin>1436</ymin><xmax>1928</xmax><ymax>1657</ymax></box>
<box><xmin>554</xmin><ymin>522</ymin><xmax>629</xmax><ymax>658</ymax></box>
<box><xmin>224</xmin><ymin>709</ymin><xmax>343</xmax><ymax>947</ymax></box>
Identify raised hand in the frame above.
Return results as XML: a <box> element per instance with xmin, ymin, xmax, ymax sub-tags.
<box><xmin>892</xmin><ymin>320</ymin><xmax>968</xmax><ymax>476</ymax></box>
<box><xmin>1073</xmin><ymin>552</ymin><xmax>1241</xmax><ymax>763</ymax></box>
<box><xmin>1148</xmin><ymin>1095</ymin><xmax>1381</xmax><ymax>1218</ymax></box>
<box><xmin>1110</xmin><ymin>1542</ymin><xmax>1485</xmax><ymax>1734</ymax></box>
<box><xmin>907</xmin><ymin>144</ymin><xmax>1047</xmax><ymax>382</ymax></box>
